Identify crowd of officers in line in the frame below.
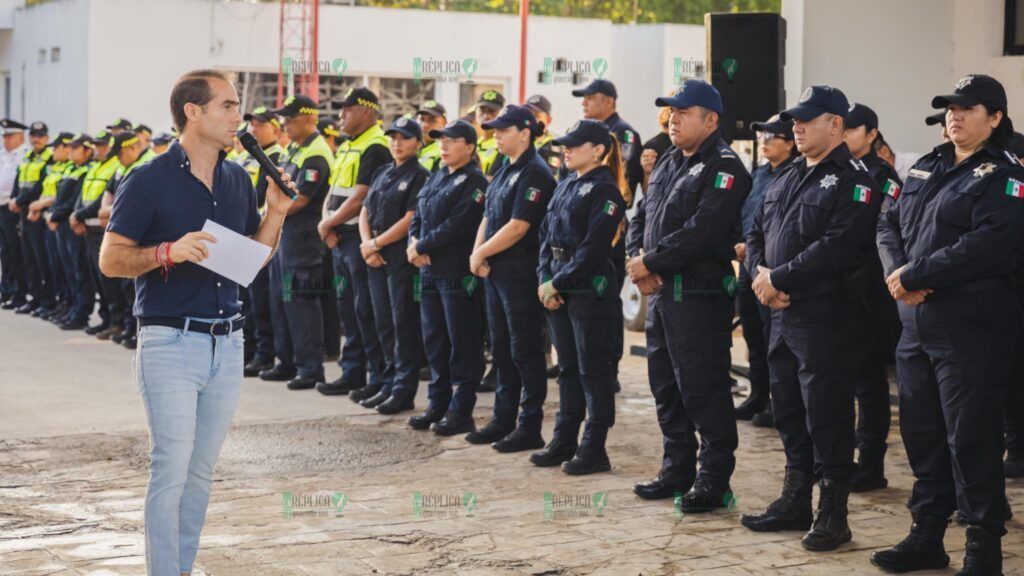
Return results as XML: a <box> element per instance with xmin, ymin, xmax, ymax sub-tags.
<box><xmin>1</xmin><ymin>71</ymin><xmax>1023</xmax><ymax>575</ymax></box>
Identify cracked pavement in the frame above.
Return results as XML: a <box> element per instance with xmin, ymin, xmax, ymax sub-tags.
<box><xmin>1</xmin><ymin>311</ymin><xmax>1022</xmax><ymax>575</ymax></box>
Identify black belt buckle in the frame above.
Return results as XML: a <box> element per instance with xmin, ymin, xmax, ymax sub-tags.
<box><xmin>552</xmin><ymin>247</ymin><xmax>567</xmax><ymax>261</ymax></box>
<box><xmin>208</xmin><ymin>319</ymin><xmax>232</xmax><ymax>337</ymax></box>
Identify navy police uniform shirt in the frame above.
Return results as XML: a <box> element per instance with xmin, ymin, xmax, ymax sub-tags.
<box><xmin>484</xmin><ymin>144</ymin><xmax>556</xmax><ymax>261</ymax></box>
<box><xmin>877</xmin><ymin>141</ymin><xmax>1024</xmax><ymax>291</ymax></box>
<box><xmin>409</xmin><ymin>162</ymin><xmax>488</xmax><ymax>277</ymax></box>
<box><xmin>107</xmin><ymin>141</ymin><xmax>261</xmax><ymax>319</ymax></box>
<box><xmin>280</xmin><ymin>132</ymin><xmax>332</xmax><ymax>268</ymax></box>
<box><xmin>859</xmin><ymin>148</ymin><xmax>903</xmax><ymax>214</ymax></box>
<box><xmin>538</xmin><ymin>165</ymin><xmax>625</xmax><ymax>293</ymax></box>
<box><xmin>366</xmin><ymin>159</ymin><xmax>429</xmax><ymax>235</ymax></box>
<box><xmin>746</xmin><ymin>142</ymin><xmax>880</xmax><ymax>297</ymax></box>
<box><xmin>603</xmin><ymin>112</ymin><xmax>643</xmax><ymax>203</ymax></box>
<box><xmin>627</xmin><ymin>130</ymin><xmax>750</xmax><ymax>278</ymax></box>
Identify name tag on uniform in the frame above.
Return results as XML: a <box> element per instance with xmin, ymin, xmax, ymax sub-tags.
<box><xmin>330</xmin><ymin>185</ymin><xmax>354</xmax><ymax>198</ymax></box>
<box><xmin>908</xmin><ymin>169</ymin><xmax>932</xmax><ymax>180</ymax></box>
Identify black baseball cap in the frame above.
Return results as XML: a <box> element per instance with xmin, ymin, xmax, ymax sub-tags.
<box><xmin>932</xmin><ymin>74</ymin><xmax>1007</xmax><ymax>113</ymax></box>
<box><xmin>416</xmin><ymin>100</ymin><xmax>447</xmax><ymax>118</ymax></box>
<box><xmin>93</xmin><ymin>130</ymin><xmax>113</xmax><ymax>147</ymax></box>
<box><xmin>105</xmin><ymin>118</ymin><xmax>133</xmax><ymax>131</ymax></box>
<box><xmin>133</xmin><ymin>123</ymin><xmax>152</xmax><ymax>136</ymax></box>
<box><xmin>846</xmin><ymin>103</ymin><xmax>878</xmax><ymax>131</ymax></box>
<box><xmin>272</xmin><ymin>94</ymin><xmax>319</xmax><ymax>118</ymax></box>
<box><xmin>339</xmin><ymin>87</ymin><xmax>381</xmax><ymax>111</ymax></box>
<box><xmin>29</xmin><ymin>121</ymin><xmax>48</xmax><ymax>136</ymax></box>
<box><xmin>750</xmin><ymin>114</ymin><xmax>794</xmax><ymax>140</ymax></box>
<box><xmin>524</xmin><ymin>94</ymin><xmax>551</xmax><ymax>115</ymax></box>
<box><xmin>475</xmin><ymin>90</ymin><xmax>506</xmax><ymax>111</ymax></box>
<box><xmin>69</xmin><ymin>133</ymin><xmax>95</xmax><ymax>148</ymax></box>
<box><xmin>0</xmin><ymin>119</ymin><xmax>27</xmax><ymax>134</ymax></box>
<box><xmin>112</xmin><ymin>132</ymin><xmax>141</xmax><ymax>153</ymax></box>
<box><xmin>572</xmin><ymin>79</ymin><xmax>617</xmax><ymax>99</ymax></box>
<box><xmin>481</xmin><ymin>105</ymin><xmax>539</xmax><ymax>132</ymax></box>
<box><xmin>152</xmin><ymin>132</ymin><xmax>175</xmax><ymax>145</ymax></box>
<box><xmin>554</xmin><ymin>119</ymin><xmax>612</xmax><ymax>149</ymax></box>
<box><xmin>655</xmin><ymin>80</ymin><xmax>723</xmax><ymax>115</ymax></box>
<box><xmin>244</xmin><ymin>106</ymin><xmax>282</xmax><ymax>127</ymax></box>
<box><xmin>385</xmin><ymin>116</ymin><xmax>423</xmax><ymax>141</ymax></box>
<box><xmin>49</xmin><ymin>131</ymin><xmax>75</xmax><ymax>147</ymax></box>
<box><xmin>317</xmin><ymin>118</ymin><xmax>340</xmax><ymax>138</ymax></box>
<box><xmin>428</xmin><ymin>119</ymin><xmax>478</xmax><ymax>146</ymax></box>
<box><xmin>925</xmin><ymin>112</ymin><xmax>946</xmax><ymax>127</ymax></box>
<box><xmin>781</xmin><ymin>85</ymin><xmax>850</xmax><ymax>122</ymax></box>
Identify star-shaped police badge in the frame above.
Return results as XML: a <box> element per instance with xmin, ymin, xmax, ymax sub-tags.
<box><xmin>579</xmin><ymin>182</ymin><xmax>594</xmax><ymax>196</ymax></box>
<box><xmin>973</xmin><ymin>163</ymin><xmax>995</xmax><ymax>178</ymax></box>
<box><xmin>689</xmin><ymin>162</ymin><xmax>705</xmax><ymax>177</ymax></box>
<box><xmin>820</xmin><ymin>173</ymin><xmax>839</xmax><ymax>189</ymax></box>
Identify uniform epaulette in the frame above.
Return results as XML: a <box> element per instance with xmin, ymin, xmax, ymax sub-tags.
<box><xmin>848</xmin><ymin>158</ymin><xmax>868</xmax><ymax>172</ymax></box>
<box><xmin>1003</xmin><ymin>150</ymin><xmax>1022</xmax><ymax>167</ymax></box>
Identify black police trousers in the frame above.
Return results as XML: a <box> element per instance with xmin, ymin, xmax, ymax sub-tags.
<box><xmin>737</xmin><ymin>264</ymin><xmax>771</xmax><ymax>403</ymax></box>
<box><xmin>769</xmin><ymin>292</ymin><xmax>857</xmax><ymax>481</ymax></box>
<box><xmin>20</xmin><ymin>215</ymin><xmax>53</xmax><ymax>307</ymax></box>
<box><xmin>333</xmin><ymin>235</ymin><xmax>385</xmax><ymax>389</ymax></box>
<box><xmin>853</xmin><ymin>290</ymin><xmax>897</xmax><ymax>468</ymax></box>
<box><xmin>269</xmin><ymin>253</ymin><xmax>325</xmax><ymax>378</ymax></box>
<box><xmin>897</xmin><ymin>289</ymin><xmax>1015</xmax><ymax>530</ymax></box>
<box><xmin>84</xmin><ymin>233</ymin><xmax>110</xmax><ymax>324</ymax></box>
<box><xmin>0</xmin><ymin>205</ymin><xmax>25</xmax><ymax>301</ymax></box>
<box><xmin>485</xmin><ymin>255</ymin><xmax>548</xmax><ymax>433</ymax></box>
<box><xmin>420</xmin><ymin>273</ymin><xmax>483</xmax><ymax>417</ymax></box>
<box><xmin>367</xmin><ymin>244</ymin><xmax>422</xmax><ymax>399</ymax></box>
<box><xmin>546</xmin><ymin>274</ymin><xmax>619</xmax><ymax>444</ymax></box>
<box><xmin>246</xmin><ymin>266</ymin><xmax>275</xmax><ymax>364</ymax></box>
<box><xmin>646</xmin><ymin>288</ymin><xmax>737</xmax><ymax>486</ymax></box>
<box><xmin>1004</xmin><ymin>290</ymin><xmax>1024</xmax><ymax>457</ymax></box>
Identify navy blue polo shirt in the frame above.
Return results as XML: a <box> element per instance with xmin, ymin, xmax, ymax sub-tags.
<box><xmin>107</xmin><ymin>141</ymin><xmax>261</xmax><ymax>319</ymax></box>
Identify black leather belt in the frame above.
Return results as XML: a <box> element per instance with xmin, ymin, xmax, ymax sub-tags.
<box><xmin>551</xmin><ymin>246</ymin><xmax>573</xmax><ymax>261</ymax></box>
<box><xmin>139</xmin><ymin>316</ymin><xmax>245</xmax><ymax>336</ymax></box>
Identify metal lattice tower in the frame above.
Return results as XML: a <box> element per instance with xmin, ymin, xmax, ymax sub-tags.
<box><xmin>277</xmin><ymin>0</ymin><xmax>320</xmax><ymax>107</ymax></box>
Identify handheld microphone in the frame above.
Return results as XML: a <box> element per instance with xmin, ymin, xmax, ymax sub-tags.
<box><xmin>239</xmin><ymin>132</ymin><xmax>297</xmax><ymax>199</ymax></box>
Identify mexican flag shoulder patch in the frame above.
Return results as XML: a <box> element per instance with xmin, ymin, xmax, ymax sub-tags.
<box><xmin>525</xmin><ymin>187</ymin><xmax>541</xmax><ymax>203</ymax></box>
<box><xmin>472</xmin><ymin>189</ymin><xmax>485</xmax><ymax>204</ymax></box>
<box><xmin>714</xmin><ymin>172</ymin><xmax>734</xmax><ymax>190</ymax></box>
<box><xmin>1006</xmin><ymin>178</ymin><xmax>1024</xmax><ymax>199</ymax></box>
<box><xmin>883</xmin><ymin>178</ymin><xmax>900</xmax><ymax>199</ymax></box>
<box><xmin>601</xmin><ymin>200</ymin><xmax>618</xmax><ymax>217</ymax></box>
<box><xmin>303</xmin><ymin>169</ymin><xmax>319</xmax><ymax>183</ymax></box>
<box><xmin>853</xmin><ymin>184</ymin><xmax>872</xmax><ymax>204</ymax></box>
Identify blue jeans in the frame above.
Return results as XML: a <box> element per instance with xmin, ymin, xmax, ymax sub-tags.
<box><xmin>133</xmin><ymin>319</ymin><xmax>243</xmax><ymax>576</ymax></box>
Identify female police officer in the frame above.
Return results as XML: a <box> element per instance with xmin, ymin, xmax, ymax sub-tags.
<box><xmin>358</xmin><ymin>117</ymin><xmax>429</xmax><ymax>415</ymax></box>
<box><xmin>406</xmin><ymin>119</ymin><xmax>488</xmax><ymax>436</ymax></box>
<box><xmin>467</xmin><ymin>105</ymin><xmax>556</xmax><ymax>452</ymax></box>
<box><xmin>531</xmin><ymin>120</ymin><xmax>625</xmax><ymax>475</ymax></box>
<box><xmin>874</xmin><ymin>74</ymin><xmax>1024</xmax><ymax>575</ymax></box>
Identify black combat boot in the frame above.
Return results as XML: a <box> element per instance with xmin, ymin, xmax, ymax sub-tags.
<box><xmin>678</xmin><ymin>478</ymin><xmax>735</xmax><ymax>513</ymax></box>
<box><xmin>561</xmin><ymin>424</ymin><xmax>611</xmax><ymax>475</ymax></box>
<box><xmin>801</xmin><ymin>478</ymin><xmax>852</xmax><ymax>551</ymax></box>
<box><xmin>869</xmin><ymin>513</ymin><xmax>950</xmax><ymax>573</ymax></box>
<box><xmin>740</xmin><ymin>468</ymin><xmax>814</xmax><ymax>532</ymax></box>
<box><xmin>851</xmin><ymin>456</ymin><xmax>888</xmax><ymax>493</ymax></box>
<box><xmin>955</xmin><ymin>525</ymin><xmax>1004</xmax><ymax>576</ymax></box>
<box><xmin>530</xmin><ymin>420</ymin><xmax>579</xmax><ymax>467</ymax></box>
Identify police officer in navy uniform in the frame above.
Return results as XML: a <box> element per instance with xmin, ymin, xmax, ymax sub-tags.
<box><xmin>10</xmin><ymin>121</ymin><xmax>55</xmax><ymax>317</ymax></box>
<box><xmin>357</xmin><ymin>116</ymin><xmax>429</xmax><ymax>415</ymax></box>
<box><xmin>531</xmin><ymin>119</ymin><xmax>625</xmax><ymax>475</ymax></box>
<box><xmin>626</xmin><ymin>80</ymin><xmax>749</xmax><ymax>509</ymax></box>
<box><xmin>524</xmin><ymin>95</ymin><xmax>564</xmax><ymax>178</ymax></box>
<box><xmin>843</xmin><ymin>102</ymin><xmax>904</xmax><ymax>492</ymax></box>
<box><xmin>734</xmin><ymin>115</ymin><xmax>797</xmax><ymax>428</ymax></box>
<box><xmin>406</xmin><ymin>120</ymin><xmax>487</xmax><ymax>435</ymax></box>
<box><xmin>240</xmin><ymin>107</ymin><xmax>285</xmax><ymax>376</ymax></box>
<box><xmin>572</xmin><ymin>78</ymin><xmax>641</xmax><ymax>392</ymax></box>
<box><xmin>466</xmin><ymin>105</ymin><xmax>556</xmax><ymax>452</ymax></box>
<box><xmin>48</xmin><ymin>133</ymin><xmax>97</xmax><ymax>330</ymax></box>
<box><xmin>872</xmin><ymin>74</ymin><xmax>1024</xmax><ymax>576</ymax></box>
<box><xmin>261</xmin><ymin>94</ymin><xmax>332</xmax><ymax>390</ymax></box>
<box><xmin>741</xmin><ymin>86</ymin><xmax>880</xmax><ymax>551</ymax></box>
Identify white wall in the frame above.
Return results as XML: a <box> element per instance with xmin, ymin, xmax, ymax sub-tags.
<box><xmin>783</xmin><ymin>0</ymin><xmax>955</xmax><ymax>154</ymax></box>
<box><xmin>951</xmin><ymin>0</ymin><xmax>1024</xmax><ymax>130</ymax></box>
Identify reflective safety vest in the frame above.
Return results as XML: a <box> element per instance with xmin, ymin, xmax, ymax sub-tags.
<box><xmin>328</xmin><ymin>124</ymin><xmax>387</xmax><ymax>225</ymax></box>
<box><xmin>123</xmin><ymin>148</ymin><xmax>155</xmax><ymax>179</ymax></box>
<box><xmin>478</xmin><ymin>135</ymin><xmax>498</xmax><ymax>174</ymax></box>
<box><xmin>240</xmin><ymin>142</ymin><xmax>286</xmax><ymax>189</ymax></box>
<box><xmin>40</xmin><ymin>160</ymin><xmax>70</xmax><ymax>198</ymax></box>
<box><xmin>81</xmin><ymin>155</ymin><xmax>121</xmax><ymax>204</ymax></box>
<box><xmin>418</xmin><ymin>139</ymin><xmax>441</xmax><ymax>172</ymax></box>
<box><xmin>17</xmin><ymin>147</ymin><xmax>53</xmax><ymax>196</ymax></box>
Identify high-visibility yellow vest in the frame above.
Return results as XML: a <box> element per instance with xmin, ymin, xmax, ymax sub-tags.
<box><xmin>17</xmin><ymin>147</ymin><xmax>53</xmax><ymax>195</ymax></box>
<box><xmin>478</xmin><ymin>135</ymin><xmax>498</xmax><ymax>174</ymax></box>
<box><xmin>81</xmin><ymin>155</ymin><xmax>120</xmax><ymax>204</ymax></box>
<box><xmin>40</xmin><ymin>160</ymin><xmax>70</xmax><ymax>198</ymax></box>
<box><xmin>123</xmin><ymin>148</ymin><xmax>155</xmax><ymax>179</ymax></box>
<box><xmin>418</xmin><ymin>139</ymin><xmax>441</xmax><ymax>172</ymax></box>
<box><xmin>328</xmin><ymin>124</ymin><xmax>387</xmax><ymax>225</ymax></box>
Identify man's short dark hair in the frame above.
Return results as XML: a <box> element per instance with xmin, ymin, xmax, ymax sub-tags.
<box><xmin>170</xmin><ymin>69</ymin><xmax>235</xmax><ymax>133</ymax></box>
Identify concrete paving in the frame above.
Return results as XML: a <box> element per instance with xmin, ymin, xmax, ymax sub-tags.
<box><xmin>1</xmin><ymin>309</ymin><xmax>1022</xmax><ymax>575</ymax></box>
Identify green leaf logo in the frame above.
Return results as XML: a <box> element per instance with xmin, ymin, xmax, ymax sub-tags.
<box><xmin>282</xmin><ymin>56</ymin><xmax>293</xmax><ymax>79</ymax></box>
<box><xmin>592</xmin><ymin>275</ymin><xmax>608</xmax><ymax>296</ymax></box>
<box><xmin>333</xmin><ymin>492</ymin><xmax>348</xmax><ymax>515</ymax></box>
<box><xmin>332</xmin><ymin>58</ymin><xmax>348</xmax><ymax>77</ymax></box>
<box><xmin>463</xmin><ymin>58</ymin><xmax>478</xmax><ymax>80</ymax></box>
<box><xmin>463</xmin><ymin>492</ymin><xmax>477</xmax><ymax>514</ymax></box>
<box><xmin>463</xmin><ymin>275</ymin><xmax>478</xmax><ymax>297</ymax></box>
<box><xmin>593</xmin><ymin>492</ymin><xmax>607</xmax><ymax>515</ymax></box>
<box><xmin>722</xmin><ymin>275</ymin><xmax>737</xmax><ymax>297</ymax></box>
<box><xmin>592</xmin><ymin>58</ymin><xmax>608</xmax><ymax>79</ymax></box>
<box><xmin>723</xmin><ymin>58</ymin><xmax>738</xmax><ymax>80</ymax></box>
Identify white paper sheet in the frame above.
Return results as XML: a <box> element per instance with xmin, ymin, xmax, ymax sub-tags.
<box><xmin>197</xmin><ymin>219</ymin><xmax>272</xmax><ymax>287</ymax></box>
